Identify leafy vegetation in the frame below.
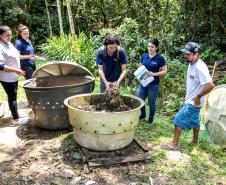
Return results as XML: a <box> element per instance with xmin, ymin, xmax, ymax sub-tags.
<box><xmin>0</xmin><ymin>0</ymin><xmax>225</xmax><ymax>184</ymax></box>
<box><xmin>136</xmin><ymin>118</ymin><xmax>226</xmax><ymax>184</ymax></box>
<box><xmin>1</xmin><ymin>0</ymin><xmax>225</xmax><ymax>56</ymax></box>
<box><xmin>0</xmin><ymin>58</ymin><xmax>225</xmax><ymax>184</ymax></box>
<box><xmin>40</xmin><ymin>33</ymin><xmax>97</xmax><ymax>74</ymax></box>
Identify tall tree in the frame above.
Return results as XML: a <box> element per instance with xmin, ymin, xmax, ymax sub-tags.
<box><xmin>45</xmin><ymin>0</ymin><xmax>53</xmax><ymax>36</ymax></box>
<box><xmin>56</xmin><ymin>0</ymin><xmax>64</xmax><ymax>34</ymax></box>
<box><xmin>66</xmin><ymin>0</ymin><xmax>75</xmax><ymax>39</ymax></box>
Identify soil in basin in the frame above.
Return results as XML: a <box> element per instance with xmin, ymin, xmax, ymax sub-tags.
<box><xmin>75</xmin><ymin>83</ymin><xmax>132</xmax><ymax>112</ymax></box>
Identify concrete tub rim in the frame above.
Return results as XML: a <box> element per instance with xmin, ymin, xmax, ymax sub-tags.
<box><xmin>64</xmin><ymin>93</ymin><xmax>145</xmax><ymax>114</ymax></box>
<box><xmin>23</xmin><ymin>75</ymin><xmax>95</xmax><ymax>91</ymax></box>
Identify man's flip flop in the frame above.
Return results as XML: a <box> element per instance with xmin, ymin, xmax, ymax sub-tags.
<box><xmin>161</xmin><ymin>143</ymin><xmax>179</xmax><ymax>151</ymax></box>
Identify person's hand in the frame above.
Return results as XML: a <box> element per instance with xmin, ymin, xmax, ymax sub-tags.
<box><xmin>28</xmin><ymin>54</ymin><xmax>35</xmax><ymax>60</ymax></box>
<box><xmin>34</xmin><ymin>55</ymin><xmax>46</xmax><ymax>60</ymax></box>
<box><xmin>148</xmin><ymin>71</ymin><xmax>155</xmax><ymax>76</ymax></box>
<box><xmin>105</xmin><ymin>81</ymin><xmax>111</xmax><ymax>91</ymax></box>
<box><xmin>192</xmin><ymin>95</ymin><xmax>201</xmax><ymax>107</ymax></box>
<box><xmin>113</xmin><ymin>81</ymin><xmax>119</xmax><ymax>89</ymax></box>
<box><xmin>16</xmin><ymin>69</ymin><xmax>26</xmax><ymax>76</ymax></box>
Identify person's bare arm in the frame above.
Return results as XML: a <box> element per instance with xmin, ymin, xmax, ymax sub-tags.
<box><xmin>193</xmin><ymin>82</ymin><xmax>215</xmax><ymax>106</ymax></box>
<box><xmin>20</xmin><ymin>54</ymin><xmax>34</xmax><ymax>60</ymax></box>
<box><xmin>98</xmin><ymin>65</ymin><xmax>110</xmax><ymax>90</ymax></box>
<box><xmin>3</xmin><ymin>65</ymin><xmax>25</xmax><ymax>76</ymax></box>
<box><xmin>115</xmin><ymin>64</ymin><xmax>127</xmax><ymax>87</ymax></box>
<box><xmin>148</xmin><ymin>65</ymin><xmax>167</xmax><ymax>76</ymax></box>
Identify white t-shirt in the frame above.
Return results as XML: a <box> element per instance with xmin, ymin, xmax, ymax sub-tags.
<box><xmin>185</xmin><ymin>59</ymin><xmax>212</xmax><ymax>106</ymax></box>
<box><xmin>0</xmin><ymin>41</ymin><xmax>20</xmax><ymax>82</ymax></box>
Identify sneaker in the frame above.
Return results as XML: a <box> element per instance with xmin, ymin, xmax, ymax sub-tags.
<box><xmin>12</xmin><ymin>117</ymin><xmax>29</xmax><ymax>125</ymax></box>
<box><xmin>148</xmin><ymin>119</ymin><xmax>153</xmax><ymax>124</ymax></box>
<box><xmin>147</xmin><ymin>121</ymin><xmax>153</xmax><ymax>124</ymax></box>
<box><xmin>139</xmin><ymin>115</ymin><xmax>146</xmax><ymax>120</ymax></box>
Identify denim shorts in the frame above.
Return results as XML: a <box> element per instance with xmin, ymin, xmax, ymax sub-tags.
<box><xmin>173</xmin><ymin>103</ymin><xmax>201</xmax><ymax>129</ymax></box>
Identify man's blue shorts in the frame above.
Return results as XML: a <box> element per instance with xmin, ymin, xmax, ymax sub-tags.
<box><xmin>173</xmin><ymin>103</ymin><xmax>201</xmax><ymax>129</ymax></box>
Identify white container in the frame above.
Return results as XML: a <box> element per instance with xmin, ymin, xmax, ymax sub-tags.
<box><xmin>64</xmin><ymin>93</ymin><xmax>144</xmax><ymax>151</ymax></box>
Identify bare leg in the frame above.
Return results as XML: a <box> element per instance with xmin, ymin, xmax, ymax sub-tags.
<box><xmin>193</xmin><ymin>127</ymin><xmax>200</xmax><ymax>144</ymax></box>
<box><xmin>172</xmin><ymin>126</ymin><xmax>183</xmax><ymax>146</ymax></box>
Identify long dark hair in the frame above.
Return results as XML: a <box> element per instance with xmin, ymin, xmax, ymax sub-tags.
<box><xmin>17</xmin><ymin>24</ymin><xmax>29</xmax><ymax>39</ymax></box>
<box><xmin>148</xmin><ymin>38</ymin><xmax>159</xmax><ymax>52</ymax></box>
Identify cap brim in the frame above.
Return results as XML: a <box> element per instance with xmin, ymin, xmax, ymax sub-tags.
<box><xmin>180</xmin><ymin>48</ymin><xmax>191</xmax><ymax>54</ymax></box>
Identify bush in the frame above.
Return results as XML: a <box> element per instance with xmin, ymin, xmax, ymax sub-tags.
<box><xmin>200</xmin><ymin>46</ymin><xmax>225</xmax><ymax>64</ymax></box>
<box><xmin>158</xmin><ymin>58</ymin><xmax>187</xmax><ymax>115</ymax></box>
<box><xmin>39</xmin><ymin>33</ymin><xmax>97</xmax><ymax>74</ymax></box>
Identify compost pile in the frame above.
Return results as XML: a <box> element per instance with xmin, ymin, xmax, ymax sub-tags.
<box><xmin>76</xmin><ymin>83</ymin><xmax>131</xmax><ymax>112</ymax></box>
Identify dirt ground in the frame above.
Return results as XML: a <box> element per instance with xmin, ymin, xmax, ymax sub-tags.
<box><xmin>0</xmin><ymin>101</ymin><xmax>157</xmax><ymax>185</ymax></box>
<box><xmin>2</xmin><ymin>100</ymin><xmax>225</xmax><ymax>185</ymax></box>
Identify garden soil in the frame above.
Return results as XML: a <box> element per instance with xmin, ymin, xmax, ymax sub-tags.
<box><xmin>0</xmin><ymin>100</ymin><xmax>225</xmax><ymax>185</ymax></box>
<box><xmin>0</xmin><ymin>100</ymin><xmax>153</xmax><ymax>185</ymax></box>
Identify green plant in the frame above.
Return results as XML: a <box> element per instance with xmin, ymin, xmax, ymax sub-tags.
<box><xmin>201</xmin><ymin>46</ymin><xmax>225</xmax><ymax>64</ymax></box>
<box><xmin>39</xmin><ymin>33</ymin><xmax>97</xmax><ymax>74</ymax></box>
<box><xmin>215</xmin><ymin>75</ymin><xmax>226</xmax><ymax>85</ymax></box>
<box><xmin>158</xmin><ymin>58</ymin><xmax>187</xmax><ymax>115</ymax></box>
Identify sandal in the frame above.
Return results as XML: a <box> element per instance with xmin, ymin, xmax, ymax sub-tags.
<box><xmin>161</xmin><ymin>142</ymin><xmax>179</xmax><ymax>151</ymax></box>
<box><xmin>191</xmin><ymin>140</ymin><xmax>199</xmax><ymax>146</ymax></box>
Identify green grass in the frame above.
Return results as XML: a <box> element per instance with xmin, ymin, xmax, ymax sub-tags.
<box><xmin>136</xmin><ymin>116</ymin><xmax>226</xmax><ymax>184</ymax></box>
<box><xmin>1</xmin><ymin>60</ymin><xmax>225</xmax><ymax>184</ymax></box>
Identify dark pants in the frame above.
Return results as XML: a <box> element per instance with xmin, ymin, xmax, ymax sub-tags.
<box><xmin>100</xmin><ymin>79</ymin><xmax>106</xmax><ymax>93</ymax></box>
<box><xmin>21</xmin><ymin>65</ymin><xmax>36</xmax><ymax>80</ymax></box>
<box><xmin>0</xmin><ymin>81</ymin><xmax>19</xmax><ymax>119</ymax></box>
<box><xmin>137</xmin><ymin>84</ymin><xmax>160</xmax><ymax>123</ymax></box>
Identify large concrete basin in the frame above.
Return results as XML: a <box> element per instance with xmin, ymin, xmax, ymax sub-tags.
<box><xmin>64</xmin><ymin>93</ymin><xmax>144</xmax><ymax>151</ymax></box>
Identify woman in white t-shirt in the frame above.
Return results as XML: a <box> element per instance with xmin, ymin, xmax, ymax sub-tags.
<box><xmin>0</xmin><ymin>25</ymin><xmax>27</xmax><ymax>124</ymax></box>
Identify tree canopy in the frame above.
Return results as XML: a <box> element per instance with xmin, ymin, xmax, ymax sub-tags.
<box><xmin>0</xmin><ymin>0</ymin><xmax>225</xmax><ymax>56</ymax></box>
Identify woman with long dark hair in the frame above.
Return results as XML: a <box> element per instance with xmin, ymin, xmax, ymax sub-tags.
<box><xmin>137</xmin><ymin>38</ymin><xmax>167</xmax><ymax>124</ymax></box>
<box><xmin>15</xmin><ymin>24</ymin><xmax>36</xmax><ymax>79</ymax></box>
<box><xmin>0</xmin><ymin>25</ymin><xmax>27</xmax><ymax>124</ymax></box>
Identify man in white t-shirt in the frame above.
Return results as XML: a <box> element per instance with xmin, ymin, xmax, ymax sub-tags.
<box><xmin>163</xmin><ymin>42</ymin><xmax>214</xmax><ymax>150</ymax></box>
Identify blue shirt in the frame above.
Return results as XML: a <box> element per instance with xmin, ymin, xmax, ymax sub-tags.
<box><xmin>96</xmin><ymin>46</ymin><xmax>128</xmax><ymax>82</ymax></box>
<box><xmin>15</xmin><ymin>38</ymin><xmax>35</xmax><ymax>67</ymax></box>
<box><xmin>140</xmin><ymin>53</ymin><xmax>166</xmax><ymax>85</ymax></box>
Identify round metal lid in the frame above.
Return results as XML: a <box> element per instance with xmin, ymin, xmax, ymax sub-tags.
<box><xmin>32</xmin><ymin>61</ymin><xmax>93</xmax><ymax>78</ymax></box>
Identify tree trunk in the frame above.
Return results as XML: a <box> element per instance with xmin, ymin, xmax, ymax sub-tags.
<box><xmin>100</xmin><ymin>0</ymin><xmax>109</xmax><ymax>27</ymax></box>
<box><xmin>44</xmin><ymin>0</ymin><xmax>52</xmax><ymax>36</ymax></box>
<box><xmin>66</xmin><ymin>0</ymin><xmax>75</xmax><ymax>39</ymax></box>
<box><xmin>56</xmin><ymin>0</ymin><xmax>64</xmax><ymax>34</ymax></box>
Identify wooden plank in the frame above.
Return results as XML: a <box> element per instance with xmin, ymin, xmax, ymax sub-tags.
<box><xmin>83</xmin><ymin>163</ymin><xmax>89</xmax><ymax>173</ymax></box>
<box><xmin>88</xmin><ymin>151</ymin><xmax>151</xmax><ymax>167</ymax></box>
<box><xmin>78</xmin><ymin>147</ymin><xmax>90</xmax><ymax>173</ymax></box>
<box><xmin>133</xmin><ymin>138</ymin><xmax>149</xmax><ymax>152</ymax></box>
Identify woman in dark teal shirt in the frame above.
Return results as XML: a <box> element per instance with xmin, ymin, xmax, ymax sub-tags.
<box><xmin>15</xmin><ymin>24</ymin><xmax>36</xmax><ymax>79</ymax></box>
<box><xmin>137</xmin><ymin>38</ymin><xmax>167</xmax><ymax>124</ymax></box>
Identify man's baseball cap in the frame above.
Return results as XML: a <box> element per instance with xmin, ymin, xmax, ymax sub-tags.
<box><xmin>180</xmin><ymin>42</ymin><xmax>201</xmax><ymax>54</ymax></box>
